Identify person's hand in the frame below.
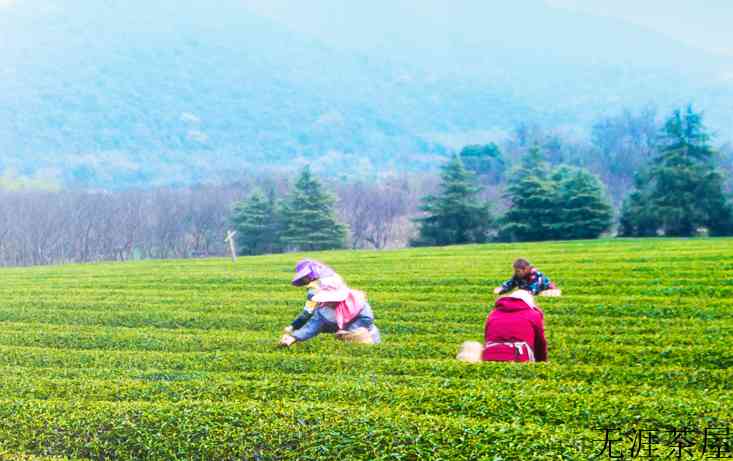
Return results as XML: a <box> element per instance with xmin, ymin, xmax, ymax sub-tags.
<box><xmin>493</xmin><ymin>287</ymin><xmax>503</xmax><ymax>294</ymax></box>
<box><xmin>279</xmin><ymin>334</ymin><xmax>296</xmax><ymax>347</ymax></box>
<box><xmin>283</xmin><ymin>325</ymin><xmax>294</xmax><ymax>334</ymax></box>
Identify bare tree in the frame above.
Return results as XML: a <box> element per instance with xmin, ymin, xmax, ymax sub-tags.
<box><xmin>335</xmin><ymin>174</ymin><xmax>433</xmax><ymax>249</ymax></box>
<box><xmin>0</xmin><ymin>171</ymin><xmax>440</xmax><ymax>266</ymax></box>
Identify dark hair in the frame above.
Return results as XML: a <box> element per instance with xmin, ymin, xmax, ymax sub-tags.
<box><xmin>513</xmin><ymin>258</ymin><xmax>531</xmax><ymax>269</ymax></box>
<box><xmin>293</xmin><ymin>274</ymin><xmax>315</xmax><ymax>287</ymax></box>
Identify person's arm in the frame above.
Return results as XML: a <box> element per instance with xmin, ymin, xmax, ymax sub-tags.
<box><xmin>290</xmin><ymin>310</ymin><xmax>326</xmax><ymax>342</ymax></box>
<box><xmin>290</xmin><ymin>307</ymin><xmax>314</xmax><ymax>330</ymax></box>
<box><xmin>288</xmin><ymin>283</ymin><xmax>319</xmax><ymax>330</ymax></box>
<box><xmin>527</xmin><ymin>271</ymin><xmax>550</xmax><ymax>295</ymax></box>
<box><xmin>497</xmin><ymin>277</ymin><xmax>516</xmax><ymax>294</ymax></box>
<box><xmin>538</xmin><ymin>271</ymin><xmax>553</xmax><ymax>293</ymax></box>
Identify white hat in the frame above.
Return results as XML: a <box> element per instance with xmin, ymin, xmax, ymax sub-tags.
<box><xmin>311</xmin><ymin>286</ymin><xmax>351</xmax><ymax>303</ymax></box>
<box><xmin>503</xmin><ymin>290</ymin><xmax>537</xmax><ymax>309</ymax></box>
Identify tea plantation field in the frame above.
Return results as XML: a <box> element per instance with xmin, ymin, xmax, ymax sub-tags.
<box><xmin>0</xmin><ymin>239</ymin><xmax>730</xmax><ymax>460</ymax></box>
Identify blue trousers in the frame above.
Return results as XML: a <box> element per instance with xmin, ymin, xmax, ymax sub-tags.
<box><xmin>291</xmin><ymin>303</ymin><xmax>379</xmax><ymax>343</ymax></box>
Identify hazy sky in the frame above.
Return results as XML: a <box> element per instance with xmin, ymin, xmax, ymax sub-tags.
<box><xmin>3</xmin><ymin>0</ymin><xmax>731</xmax><ymax>58</ymax></box>
<box><xmin>238</xmin><ymin>0</ymin><xmax>733</xmax><ymax>58</ymax></box>
<box><xmin>546</xmin><ymin>0</ymin><xmax>733</xmax><ymax>57</ymax></box>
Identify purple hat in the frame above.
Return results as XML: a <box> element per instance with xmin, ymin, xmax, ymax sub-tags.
<box><xmin>291</xmin><ymin>259</ymin><xmax>336</xmax><ymax>286</ymax></box>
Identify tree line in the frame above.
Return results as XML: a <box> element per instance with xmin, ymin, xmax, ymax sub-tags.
<box><xmin>0</xmin><ymin>174</ymin><xmax>433</xmax><ymax>266</ymax></box>
<box><xmin>229</xmin><ymin>168</ymin><xmax>429</xmax><ymax>254</ymax></box>
<box><xmin>409</xmin><ymin>106</ymin><xmax>732</xmax><ymax>246</ymax></box>
<box><xmin>409</xmin><ymin>146</ymin><xmax>614</xmax><ymax>246</ymax></box>
<box><xmin>230</xmin><ymin>106</ymin><xmax>731</xmax><ymax>253</ymax></box>
<box><xmin>0</xmin><ymin>187</ymin><xmax>240</xmax><ymax>266</ymax></box>
<box><xmin>0</xmin><ymin>106</ymin><xmax>731</xmax><ymax>265</ymax></box>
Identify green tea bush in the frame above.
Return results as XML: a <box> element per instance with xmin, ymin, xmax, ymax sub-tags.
<box><xmin>0</xmin><ymin>238</ymin><xmax>729</xmax><ymax>459</ymax></box>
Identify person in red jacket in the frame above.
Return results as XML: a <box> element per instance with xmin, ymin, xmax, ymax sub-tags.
<box><xmin>482</xmin><ymin>290</ymin><xmax>547</xmax><ymax>362</ymax></box>
<box><xmin>457</xmin><ymin>290</ymin><xmax>548</xmax><ymax>363</ymax></box>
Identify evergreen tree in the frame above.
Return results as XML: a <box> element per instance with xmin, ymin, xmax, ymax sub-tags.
<box><xmin>230</xmin><ymin>188</ymin><xmax>281</xmax><ymax>255</ymax></box>
<box><xmin>704</xmin><ymin>184</ymin><xmax>733</xmax><ymax>236</ymax></box>
<box><xmin>280</xmin><ymin>166</ymin><xmax>347</xmax><ymax>251</ymax></box>
<box><xmin>652</xmin><ymin>107</ymin><xmax>711</xmax><ymax>235</ymax></box>
<box><xmin>617</xmin><ymin>172</ymin><xmax>659</xmax><ymax>237</ymax></box>
<box><xmin>411</xmin><ymin>155</ymin><xmax>493</xmax><ymax>246</ymax></box>
<box><xmin>619</xmin><ymin>106</ymin><xmax>733</xmax><ymax>237</ymax></box>
<box><xmin>459</xmin><ymin>143</ymin><xmax>506</xmax><ymax>184</ymax></box>
<box><xmin>500</xmin><ymin>146</ymin><xmax>557</xmax><ymax>241</ymax></box>
<box><xmin>552</xmin><ymin>166</ymin><xmax>613</xmax><ymax>239</ymax></box>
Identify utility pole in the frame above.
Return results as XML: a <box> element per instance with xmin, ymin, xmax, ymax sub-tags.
<box><xmin>224</xmin><ymin>230</ymin><xmax>237</xmax><ymax>263</ymax></box>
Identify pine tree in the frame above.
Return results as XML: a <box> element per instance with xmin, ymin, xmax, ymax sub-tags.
<box><xmin>230</xmin><ymin>189</ymin><xmax>281</xmax><ymax>255</ymax></box>
<box><xmin>552</xmin><ymin>166</ymin><xmax>613</xmax><ymax>239</ymax></box>
<box><xmin>501</xmin><ymin>146</ymin><xmax>557</xmax><ymax>241</ymax></box>
<box><xmin>619</xmin><ymin>106</ymin><xmax>733</xmax><ymax>237</ymax></box>
<box><xmin>652</xmin><ymin>107</ymin><xmax>710</xmax><ymax>235</ymax></box>
<box><xmin>703</xmin><ymin>178</ymin><xmax>733</xmax><ymax>236</ymax></box>
<box><xmin>459</xmin><ymin>143</ymin><xmax>506</xmax><ymax>184</ymax></box>
<box><xmin>280</xmin><ymin>166</ymin><xmax>347</xmax><ymax>251</ymax></box>
<box><xmin>617</xmin><ymin>172</ymin><xmax>659</xmax><ymax>237</ymax></box>
<box><xmin>411</xmin><ymin>155</ymin><xmax>493</xmax><ymax>246</ymax></box>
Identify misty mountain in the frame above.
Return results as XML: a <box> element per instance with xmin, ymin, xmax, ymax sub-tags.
<box><xmin>1</xmin><ymin>0</ymin><xmax>731</xmax><ymax>188</ymax></box>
